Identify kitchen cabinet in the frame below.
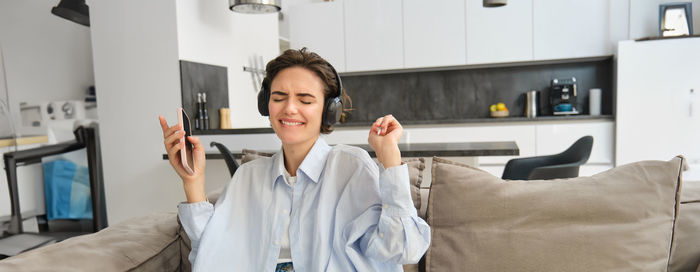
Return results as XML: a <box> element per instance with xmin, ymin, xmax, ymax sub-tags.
<box><xmin>344</xmin><ymin>0</ymin><xmax>404</xmax><ymax>72</ymax></box>
<box><xmin>533</xmin><ymin>0</ymin><xmax>611</xmax><ymax>60</ymax></box>
<box><xmin>465</xmin><ymin>0</ymin><xmax>533</xmax><ymax>64</ymax></box>
<box><xmin>289</xmin><ymin>1</ymin><xmax>346</xmax><ymax>72</ymax></box>
<box><xmin>403</xmin><ymin>0</ymin><xmax>466</xmax><ymax>68</ymax></box>
<box><xmin>289</xmin><ymin>0</ymin><xmax>623</xmax><ymax>72</ymax></box>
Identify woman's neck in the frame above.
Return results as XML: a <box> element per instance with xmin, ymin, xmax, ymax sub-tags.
<box><xmin>282</xmin><ymin>135</ymin><xmax>319</xmax><ymax>177</ymax></box>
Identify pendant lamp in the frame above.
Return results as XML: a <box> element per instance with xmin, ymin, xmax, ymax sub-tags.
<box><xmin>51</xmin><ymin>0</ymin><xmax>90</xmax><ymax>27</ymax></box>
<box><xmin>483</xmin><ymin>0</ymin><xmax>507</xmax><ymax>7</ymax></box>
<box><xmin>229</xmin><ymin>0</ymin><xmax>281</xmax><ymax>14</ymax></box>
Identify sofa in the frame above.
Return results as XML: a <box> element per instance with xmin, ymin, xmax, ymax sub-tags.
<box><xmin>0</xmin><ymin>154</ymin><xmax>698</xmax><ymax>272</ymax></box>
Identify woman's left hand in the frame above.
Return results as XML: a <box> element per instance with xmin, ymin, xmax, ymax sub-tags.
<box><xmin>368</xmin><ymin>114</ymin><xmax>403</xmax><ymax>168</ymax></box>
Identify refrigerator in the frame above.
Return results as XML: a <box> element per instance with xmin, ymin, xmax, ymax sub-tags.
<box><xmin>616</xmin><ymin>37</ymin><xmax>700</xmax><ymax>181</ymax></box>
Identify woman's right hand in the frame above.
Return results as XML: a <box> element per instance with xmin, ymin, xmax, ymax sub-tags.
<box><xmin>159</xmin><ymin>115</ymin><xmax>207</xmax><ymax>203</ymax></box>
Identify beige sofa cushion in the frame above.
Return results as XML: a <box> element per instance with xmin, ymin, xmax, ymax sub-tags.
<box><xmin>0</xmin><ymin>213</ymin><xmax>183</xmax><ymax>271</ymax></box>
<box><xmin>426</xmin><ymin>156</ymin><xmax>684</xmax><ymax>272</ymax></box>
<box><xmin>670</xmin><ymin>181</ymin><xmax>700</xmax><ymax>272</ymax></box>
<box><xmin>403</xmin><ymin>158</ymin><xmax>425</xmax><ymax>211</ymax></box>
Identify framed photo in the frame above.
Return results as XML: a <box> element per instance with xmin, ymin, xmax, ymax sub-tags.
<box><xmin>659</xmin><ymin>2</ymin><xmax>693</xmax><ymax>37</ymax></box>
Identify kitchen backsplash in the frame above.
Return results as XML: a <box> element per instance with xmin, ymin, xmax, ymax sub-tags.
<box><xmin>340</xmin><ymin>57</ymin><xmax>613</xmax><ymax>126</ymax></box>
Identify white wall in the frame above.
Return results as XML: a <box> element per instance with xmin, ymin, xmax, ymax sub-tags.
<box><xmin>91</xmin><ymin>0</ymin><xmax>279</xmax><ymax>224</ymax></box>
<box><xmin>0</xmin><ymin>1</ymin><xmax>93</xmax><ymax>120</ymax></box>
<box><xmin>629</xmin><ymin>0</ymin><xmax>700</xmax><ymax>40</ymax></box>
<box><xmin>0</xmin><ymin>1</ymin><xmax>93</xmax><ymax>220</ymax></box>
<box><xmin>175</xmin><ymin>0</ymin><xmax>279</xmax><ymax>193</ymax></box>
<box><xmin>90</xmin><ymin>0</ymin><xmax>183</xmax><ymax>225</ymax></box>
<box><xmin>176</xmin><ymin>0</ymin><xmax>279</xmax><ymax>129</ymax></box>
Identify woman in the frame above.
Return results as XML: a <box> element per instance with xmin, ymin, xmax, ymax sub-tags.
<box><xmin>159</xmin><ymin>48</ymin><xmax>430</xmax><ymax>271</ymax></box>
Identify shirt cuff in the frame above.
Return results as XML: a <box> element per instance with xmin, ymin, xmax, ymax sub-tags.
<box><xmin>177</xmin><ymin>201</ymin><xmax>214</xmax><ymax>241</ymax></box>
<box><xmin>377</xmin><ymin>163</ymin><xmax>417</xmax><ymax>217</ymax></box>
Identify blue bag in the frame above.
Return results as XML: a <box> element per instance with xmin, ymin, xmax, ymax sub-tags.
<box><xmin>43</xmin><ymin>159</ymin><xmax>93</xmax><ymax>220</ymax></box>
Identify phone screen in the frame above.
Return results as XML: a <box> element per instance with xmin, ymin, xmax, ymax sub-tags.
<box><xmin>181</xmin><ymin>110</ymin><xmax>193</xmax><ymax>151</ymax></box>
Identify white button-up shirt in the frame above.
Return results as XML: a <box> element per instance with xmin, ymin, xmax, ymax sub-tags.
<box><xmin>178</xmin><ymin>137</ymin><xmax>430</xmax><ymax>271</ymax></box>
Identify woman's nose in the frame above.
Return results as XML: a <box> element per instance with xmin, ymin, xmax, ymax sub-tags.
<box><xmin>282</xmin><ymin>100</ymin><xmax>298</xmax><ymax>114</ymax></box>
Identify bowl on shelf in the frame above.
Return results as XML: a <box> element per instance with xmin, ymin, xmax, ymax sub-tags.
<box><xmin>490</xmin><ymin>110</ymin><xmax>509</xmax><ymax>118</ymax></box>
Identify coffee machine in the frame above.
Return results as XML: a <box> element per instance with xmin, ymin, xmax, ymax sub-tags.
<box><xmin>549</xmin><ymin>77</ymin><xmax>579</xmax><ymax>115</ymax></box>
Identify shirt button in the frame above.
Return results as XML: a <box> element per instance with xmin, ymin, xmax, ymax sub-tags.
<box><xmin>379</xmin><ymin>233</ymin><xmax>384</xmax><ymax>238</ymax></box>
<box><xmin>274</xmin><ymin>240</ymin><xmax>279</xmax><ymax>245</ymax></box>
<box><xmin>282</xmin><ymin>209</ymin><xmax>288</xmax><ymax>214</ymax></box>
<box><xmin>382</xmin><ymin>204</ymin><xmax>388</xmax><ymax>209</ymax></box>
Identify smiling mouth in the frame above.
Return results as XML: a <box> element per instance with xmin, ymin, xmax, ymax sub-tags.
<box><xmin>280</xmin><ymin>120</ymin><xmax>304</xmax><ymax>126</ymax></box>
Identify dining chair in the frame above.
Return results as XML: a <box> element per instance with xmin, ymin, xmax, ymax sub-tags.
<box><xmin>502</xmin><ymin>135</ymin><xmax>594</xmax><ymax>180</ymax></box>
<box><xmin>210</xmin><ymin>141</ymin><xmax>239</xmax><ymax>177</ymax></box>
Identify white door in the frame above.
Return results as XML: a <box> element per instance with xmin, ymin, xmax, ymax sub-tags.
<box><xmin>616</xmin><ymin>38</ymin><xmax>700</xmax><ymax>181</ymax></box>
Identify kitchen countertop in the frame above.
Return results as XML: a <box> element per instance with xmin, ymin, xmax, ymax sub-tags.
<box><xmin>0</xmin><ymin>135</ymin><xmax>49</xmax><ymax>148</ymax></box>
<box><xmin>192</xmin><ymin>115</ymin><xmax>614</xmax><ymax>135</ymax></box>
<box><xmin>163</xmin><ymin>141</ymin><xmax>519</xmax><ymax>160</ymax></box>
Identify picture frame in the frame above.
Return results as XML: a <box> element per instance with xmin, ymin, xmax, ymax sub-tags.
<box><xmin>659</xmin><ymin>2</ymin><xmax>693</xmax><ymax>37</ymax></box>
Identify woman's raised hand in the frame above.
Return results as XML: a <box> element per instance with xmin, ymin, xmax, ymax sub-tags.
<box><xmin>159</xmin><ymin>115</ymin><xmax>207</xmax><ymax>203</ymax></box>
<box><xmin>368</xmin><ymin>114</ymin><xmax>403</xmax><ymax>168</ymax></box>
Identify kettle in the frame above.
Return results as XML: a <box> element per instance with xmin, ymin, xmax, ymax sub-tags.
<box><xmin>525</xmin><ymin>90</ymin><xmax>539</xmax><ymax>118</ymax></box>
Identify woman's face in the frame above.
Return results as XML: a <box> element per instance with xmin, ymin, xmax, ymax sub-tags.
<box><xmin>268</xmin><ymin>66</ymin><xmax>326</xmax><ymax>147</ymax></box>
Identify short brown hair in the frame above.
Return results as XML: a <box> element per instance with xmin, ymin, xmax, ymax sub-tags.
<box><xmin>263</xmin><ymin>48</ymin><xmax>351</xmax><ymax>134</ymax></box>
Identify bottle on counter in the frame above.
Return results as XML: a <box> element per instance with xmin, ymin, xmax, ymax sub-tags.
<box><xmin>202</xmin><ymin>92</ymin><xmax>209</xmax><ymax>130</ymax></box>
<box><xmin>195</xmin><ymin>92</ymin><xmax>203</xmax><ymax>130</ymax></box>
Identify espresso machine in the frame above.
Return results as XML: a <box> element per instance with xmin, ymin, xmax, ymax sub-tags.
<box><xmin>549</xmin><ymin>77</ymin><xmax>579</xmax><ymax>115</ymax></box>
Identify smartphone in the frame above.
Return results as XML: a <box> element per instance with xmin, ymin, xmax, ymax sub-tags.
<box><xmin>177</xmin><ymin>108</ymin><xmax>195</xmax><ymax>175</ymax></box>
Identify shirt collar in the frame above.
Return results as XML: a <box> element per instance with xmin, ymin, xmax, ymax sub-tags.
<box><xmin>298</xmin><ymin>136</ymin><xmax>331</xmax><ymax>183</ymax></box>
<box><xmin>271</xmin><ymin>136</ymin><xmax>331</xmax><ymax>188</ymax></box>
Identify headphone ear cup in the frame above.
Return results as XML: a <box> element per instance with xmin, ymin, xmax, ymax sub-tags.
<box><xmin>257</xmin><ymin>83</ymin><xmax>269</xmax><ymax>116</ymax></box>
<box><xmin>323</xmin><ymin>97</ymin><xmax>342</xmax><ymax>126</ymax></box>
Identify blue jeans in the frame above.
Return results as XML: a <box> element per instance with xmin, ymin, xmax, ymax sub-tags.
<box><xmin>275</xmin><ymin>262</ymin><xmax>293</xmax><ymax>272</ymax></box>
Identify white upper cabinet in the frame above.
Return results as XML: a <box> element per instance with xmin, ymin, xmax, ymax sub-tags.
<box><xmin>344</xmin><ymin>0</ymin><xmax>404</xmax><ymax>72</ymax></box>
<box><xmin>289</xmin><ymin>1</ymin><xmax>346</xmax><ymax>72</ymax></box>
<box><xmin>403</xmin><ymin>0</ymin><xmax>466</xmax><ymax>68</ymax></box>
<box><xmin>465</xmin><ymin>0</ymin><xmax>533</xmax><ymax>64</ymax></box>
<box><xmin>533</xmin><ymin>0</ymin><xmax>610</xmax><ymax>60</ymax></box>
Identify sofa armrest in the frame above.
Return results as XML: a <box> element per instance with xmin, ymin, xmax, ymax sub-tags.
<box><xmin>0</xmin><ymin>212</ymin><xmax>185</xmax><ymax>271</ymax></box>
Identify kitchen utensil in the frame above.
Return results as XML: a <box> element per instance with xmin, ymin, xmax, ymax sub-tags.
<box><xmin>589</xmin><ymin>88</ymin><xmax>601</xmax><ymax>116</ymax></box>
<box><xmin>525</xmin><ymin>90</ymin><xmax>538</xmax><ymax>118</ymax></box>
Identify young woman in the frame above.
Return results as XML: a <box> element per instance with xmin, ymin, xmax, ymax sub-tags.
<box><xmin>159</xmin><ymin>48</ymin><xmax>430</xmax><ymax>271</ymax></box>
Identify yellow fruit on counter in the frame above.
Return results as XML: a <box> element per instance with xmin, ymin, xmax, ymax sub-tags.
<box><xmin>496</xmin><ymin>102</ymin><xmax>507</xmax><ymax>111</ymax></box>
<box><xmin>489</xmin><ymin>104</ymin><xmax>497</xmax><ymax>112</ymax></box>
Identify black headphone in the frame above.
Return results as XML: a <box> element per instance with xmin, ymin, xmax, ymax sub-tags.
<box><xmin>257</xmin><ymin>63</ymin><xmax>344</xmax><ymax>126</ymax></box>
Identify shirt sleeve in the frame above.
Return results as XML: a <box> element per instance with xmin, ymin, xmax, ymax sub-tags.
<box><xmin>178</xmin><ymin>200</ymin><xmax>214</xmax><ymax>265</ymax></box>
<box><xmin>344</xmin><ymin>163</ymin><xmax>431</xmax><ymax>265</ymax></box>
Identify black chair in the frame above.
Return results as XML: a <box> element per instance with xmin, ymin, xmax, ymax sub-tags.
<box><xmin>502</xmin><ymin>136</ymin><xmax>594</xmax><ymax>180</ymax></box>
<box><xmin>210</xmin><ymin>141</ymin><xmax>239</xmax><ymax>177</ymax></box>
